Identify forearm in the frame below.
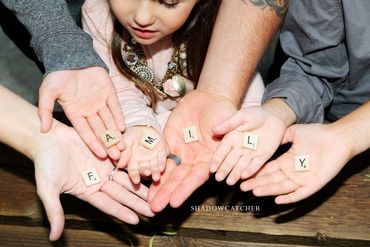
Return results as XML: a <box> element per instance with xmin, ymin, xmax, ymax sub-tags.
<box><xmin>262</xmin><ymin>98</ymin><xmax>297</xmax><ymax>127</ymax></box>
<box><xmin>197</xmin><ymin>0</ymin><xmax>286</xmax><ymax>105</ymax></box>
<box><xmin>331</xmin><ymin>101</ymin><xmax>370</xmax><ymax>157</ymax></box>
<box><xmin>1</xmin><ymin>0</ymin><xmax>107</xmax><ymax>75</ymax></box>
<box><xmin>0</xmin><ymin>86</ymin><xmax>42</xmax><ymax>160</ymax></box>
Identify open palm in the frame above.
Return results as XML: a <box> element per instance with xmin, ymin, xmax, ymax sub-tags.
<box><xmin>148</xmin><ymin>90</ymin><xmax>237</xmax><ymax>212</ymax></box>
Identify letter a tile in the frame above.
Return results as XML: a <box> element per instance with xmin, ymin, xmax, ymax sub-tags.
<box><xmin>295</xmin><ymin>155</ymin><xmax>310</xmax><ymax>171</ymax></box>
<box><xmin>99</xmin><ymin>129</ymin><xmax>120</xmax><ymax>148</ymax></box>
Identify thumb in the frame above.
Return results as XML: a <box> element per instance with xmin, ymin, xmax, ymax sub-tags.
<box><xmin>37</xmin><ymin>189</ymin><xmax>65</xmax><ymax>241</ymax></box>
<box><xmin>281</xmin><ymin>124</ymin><xmax>299</xmax><ymax>145</ymax></box>
<box><xmin>212</xmin><ymin>111</ymin><xmax>247</xmax><ymax>135</ymax></box>
<box><xmin>38</xmin><ymin>89</ymin><xmax>57</xmax><ymax>133</ymax></box>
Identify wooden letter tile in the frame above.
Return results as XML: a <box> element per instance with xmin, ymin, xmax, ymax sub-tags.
<box><xmin>183</xmin><ymin>126</ymin><xmax>199</xmax><ymax>143</ymax></box>
<box><xmin>295</xmin><ymin>155</ymin><xmax>310</xmax><ymax>171</ymax></box>
<box><xmin>140</xmin><ymin>133</ymin><xmax>160</xmax><ymax>149</ymax></box>
<box><xmin>242</xmin><ymin>132</ymin><xmax>259</xmax><ymax>150</ymax></box>
<box><xmin>81</xmin><ymin>168</ymin><xmax>101</xmax><ymax>186</ymax></box>
<box><xmin>99</xmin><ymin>129</ymin><xmax>120</xmax><ymax>148</ymax></box>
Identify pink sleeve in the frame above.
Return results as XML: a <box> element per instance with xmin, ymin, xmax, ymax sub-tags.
<box><xmin>240</xmin><ymin>72</ymin><xmax>265</xmax><ymax>109</ymax></box>
<box><xmin>81</xmin><ymin>0</ymin><xmax>161</xmax><ymax>132</ymax></box>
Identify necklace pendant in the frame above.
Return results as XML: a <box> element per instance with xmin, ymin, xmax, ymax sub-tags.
<box><xmin>171</xmin><ymin>75</ymin><xmax>186</xmax><ymax>97</ymax></box>
<box><xmin>124</xmin><ymin>52</ymin><xmax>139</xmax><ymax>66</ymax></box>
<box><xmin>134</xmin><ymin>65</ymin><xmax>155</xmax><ymax>83</ymax></box>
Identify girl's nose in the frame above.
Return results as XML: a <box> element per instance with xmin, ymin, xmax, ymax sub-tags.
<box><xmin>133</xmin><ymin>2</ymin><xmax>155</xmax><ymax>27</ymax></box>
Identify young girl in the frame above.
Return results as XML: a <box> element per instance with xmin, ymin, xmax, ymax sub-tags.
<box><xmin>81</xmin><ymin>0</ymin><xmax>265</xmax><ymax>184</ymax></box>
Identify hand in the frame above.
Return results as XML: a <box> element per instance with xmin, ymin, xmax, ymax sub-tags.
<box><xmin>148</xmin><ymin>90</ymin><xmax>237</xmax><ymax>212</ymax></box>
<box><xmin>240</xmin><ymin>123</ymin><xmax>352</xmax><ymax>204</ymax></box>
<box><xmin>38</xmin><ymin>67</ymin><xmax>125</xmax><ymax>160</ymax></box>
<box><xmin>210</xmin><ymin>106</ymin><xmax>287</xmax><ymax>185</ymax></box>
<box><xmin>33</xmin><ymin>122</ymin><xmax>154</xmax><ymax>241</ymax></box>
<box><xmin>117</xmin><ymin>126</ymin><xmax>168</xmax><ymax>184</ymax></box>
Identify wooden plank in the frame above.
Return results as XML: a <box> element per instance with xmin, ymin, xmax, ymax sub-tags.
<box><xmin>1</xmin><ymin>143</ymin><xmax>370</xmax><ymax>245</ymax></box>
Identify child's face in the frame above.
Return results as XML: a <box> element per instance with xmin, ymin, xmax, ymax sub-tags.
<box><xmin>109</xmin><ymin>0</ymin><xmax>198</xmax><ymax>45</ymax></box>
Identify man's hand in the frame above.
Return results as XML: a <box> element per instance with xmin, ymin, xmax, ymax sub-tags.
<box><xmin>240</xmin><ymin>123</ymin><xmax>353</xmax><ymax>204</ymax></box>
<box><xmin>34</xmin><ymin>122</ymin><xmax>154</xmax><ymax>241</ymax></box>
<box><xmin>148</xmin><ymin>90</ymin><xmax>237</xmax><ymax>212</ymax></box>
<box><xmin>38</xmin><ymin>67</ymin><xmax>125</xmax><ymax>160</ymax></box>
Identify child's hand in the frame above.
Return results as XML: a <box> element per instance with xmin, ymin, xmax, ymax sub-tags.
<box><xmin>210</xmin><ymin>106</ymin><xmax>287</xmax><ymax>185</ymax></box>
<box><xmin>240</xmin><ymin>123</ymin><xmax>352</xmax><ymax>204</ymax></box>
<box><xmin>118</xmin><ymin>126</ymin><xmax>168</xmax><ymax>184</ymax></box>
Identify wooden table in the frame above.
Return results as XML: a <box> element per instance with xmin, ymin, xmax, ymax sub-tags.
<box><xmin>0</xmin><ymin>142</ymin><xmax>369</xmax><ymax>247</ymax></box>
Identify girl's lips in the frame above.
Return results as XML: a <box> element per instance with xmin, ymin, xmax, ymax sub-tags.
<box><xmin>132</xmin><ymin>27</ymin><xmax>157</xmax><ymax>39</ymax></box>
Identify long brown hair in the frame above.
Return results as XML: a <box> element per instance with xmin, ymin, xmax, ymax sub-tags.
<box><xmin>111</xmin><ymin>0</ymin><xmax>221</xmax><ymax>108</ymax></box>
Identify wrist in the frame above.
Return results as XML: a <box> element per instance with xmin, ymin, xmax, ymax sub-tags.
<box><xmin>262</xmin><ymin>98</ymin><xmax>297</xmax><ymax>128</ymax></box>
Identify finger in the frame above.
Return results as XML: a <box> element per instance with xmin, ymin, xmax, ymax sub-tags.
<box><xmin>240</xmin><ymin>155</ymin><xmax>269</xmax><ymax>179</ymax></box>
<box><xmin>82</xmin><ymin>190</ymin><xmax>140</xmax><ymax>224</ymax></box>
<box><xmin>150</xmin><ymin>158</ymin><xmax>161</xmax><ymax>182</ymax></box>
<box><xmin>157</xmin><ymin>150</ymin><xmax>167</xmax><ymax>172</ymax></box>
<box><xmin>37</xmin><ymin>189</ymin><xmax>65</xmax><ymax>241</ymax></box>
<box><xmin>170</xmin><ymin>164</ymin><xmax>210</xmax><ymax>208</ymax></box>
<box><xmin>147</xmin><ymin>160</ymin><xmax>177</xmax><ymax>204</ymax></box>
<box><xmin>72</xmin><ymin>117</ymin><xmax>107</xmax><ymax>158</ymax></box>
<box><xmin>112</xmin><ymin>169</ymin><xmax>149</xmax><ymax>200</ymax></box>
<box><xmin>240</xmin><ymin>170</ymin><xmax>285</xmax><ymax>192</ymax></box>
<box><xmin>98</xmin><ymin>107</ymin><xmax>125</xmax><ymax>151</ymax></box>
<box><xmin>107</xmin><ymin>95</ymin><xmax>125</xmax><ymax>132</ymax></box>
<box><xmin>149</xmin><ymin>160</ymin><xmax>188</xmax><ymax>212</ymax></box>
<box><xmin>275</xmin><ymin>187</ymin><xmax>313</xmax><ymax>204</ymax></box>
<box><xmin>38</xmin><ymin>89</ymin><xmax>56</xmax><ymax>133</ymax></box>
<box><xmin>282</xmin><ymin>124</ymin><xmax>299</xmax><ymax>144</ymax></box>
<box><xmin>226</xmin><ymin>154</ymin><xmax>252</xmax><ymax>186</ymax></box>
<box><xmin>215</xmin><ymin>149</ymin><xmax>242</xmax><ymax>182</ymax></box>
<box><xmin>213</xmin><ymin>111</ymin><xmax>246</xmax><ymax>135</ymax></box>
<box><xmin>87</xmin><ymin>114</ymin><xmax>121</xmax><ymax>160</ymax></box>
<box><xmin>210</xmin><ymin>140</ymin><xmax>232</xmax><ymax>173</ymax></box>
<box><xmin>139</xmin><ymin>160</ymin><xmax>151</xmax><ymax>177</ymax></box>
<box><xmin>252</xmin><ymin>179</ymin><xmax>297</xmax><ymax>197</ymax></box>
<box><xmin>253</xmin><ymin>159</ymin><xmax>280</xmax><ymax>177</ymax></box>
<box><xmin>116</xmin><ymin>143</ymin><xmax>132</xmax><ymax>168</ymax></box>
<box><xmin>100</xmin><ymin>181</ymin><xmax>154</xmax><ymax>217</ymax></box>
<box><xmin>128</xmin><ymin>161</ymin><xmax>141</xmax><ymax>184</ymax></box>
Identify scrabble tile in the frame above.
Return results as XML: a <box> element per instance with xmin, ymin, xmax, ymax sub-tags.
<box><xmin>81</xmin><ymin>168</ymin><xmax>101</xmax><ymax>186</ymax></box>
<box><xmin>295</xmin><ymin>155</ymin><xmax>310</xmax><ymax>171</ymax></box>
<box><xmin>99</xmin><ymin>129</ymin><xmax>120</xmax><ymax>148</ymax></box>
<box><xmin>242</xmin><ymin>132</ymin><xmax>259</xmax><ymax>150</ymax></box>
<box><xmin>140</xmin><ymin>133</ymin><xmax>160</xmax><ymax>149</ymax></box>
<box><xmin>183</xmin><ymin>126</ymin><xmax>199</xmax><ymax>143</ymax></box>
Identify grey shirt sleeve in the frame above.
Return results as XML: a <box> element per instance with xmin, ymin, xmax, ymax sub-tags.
<box><xmin>263</xmin><ymin>0</ymin><xmax>349</xmax><ymax>123</ymax></box>
<box><xmin>1</xmin><ymin>0</ymin><xmax>108</xmax><ymax>75</ymax></box>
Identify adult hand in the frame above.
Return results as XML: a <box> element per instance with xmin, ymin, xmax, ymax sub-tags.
<box><xmin>148</xmin><ymin>90</ymin><xmax>237</xmax><ymax>212</ymax></box>
<box><xmin>34</xmin><ymin>122</ymin><xmax>154</xmax><ymax>241</ymax></box>
<box><xmin>38</xmin><ymin>67</ymin><xmax>125</xmax><ymax>160</ymax></box>
<box><xmin>240</xmin><ymin>123</ymin><xmax>352</xmax><ymax>204</ymax></box>
<box><xmin>210</xmin><ymin>105</ymin><xmax>287</xmax><ymax>185</ymax></box>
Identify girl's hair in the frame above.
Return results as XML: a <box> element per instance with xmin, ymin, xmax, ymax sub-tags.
<box><xmin>111</xmin><ymin>0</ymin><xmax>221</xmax><ymax>108</ymax></box>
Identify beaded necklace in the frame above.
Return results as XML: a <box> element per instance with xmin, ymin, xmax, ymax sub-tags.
<box><xmin>123</xmin><ymin>38</ymin><xmax>188</xmax><ymax>97</ymax></box>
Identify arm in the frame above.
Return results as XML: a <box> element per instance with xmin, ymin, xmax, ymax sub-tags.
<box><xmin>0</xmin><ymin>85</ymin><xmax>154</xmax><ymax>240</ymax></box>
<box><xmin>1</xmin><ymin>0</ymin><xmax>107</xmax><ymax>75</ymax></box>
<box><xmin>197</xmin><ymin>0</ymin><xmax>286</xmax><ymax>105</ymax></box>
<box><xmin>262</xmin><ymin>0</ymin><xmax>347</xmax><ymax>124</ymax></box>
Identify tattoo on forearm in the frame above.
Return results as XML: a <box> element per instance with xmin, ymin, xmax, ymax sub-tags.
<box><xmin>244</xmin><ymin>0</ymin><xmax>289</xmax><ymax>17</ymax></box>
